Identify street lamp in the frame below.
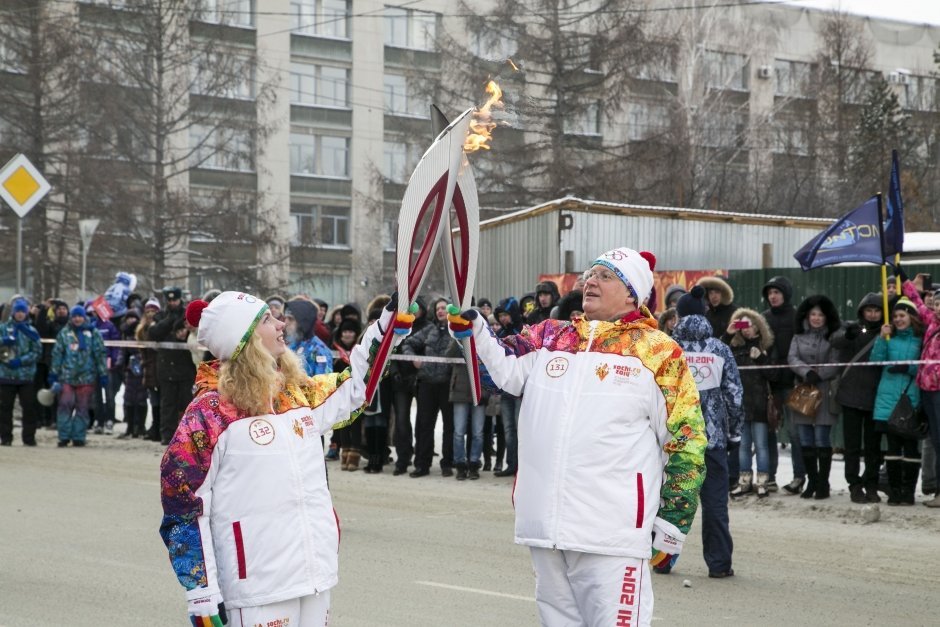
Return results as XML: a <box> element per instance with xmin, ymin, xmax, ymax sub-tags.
<box><xmin>78</xmin><ymin>218</ymin><xmax>100</xmax><ymax>300</ymax></box>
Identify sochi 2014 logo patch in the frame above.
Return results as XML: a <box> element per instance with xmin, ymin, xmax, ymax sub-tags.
<box><xmin>248</xmin><ymin>418</ymin><xmax>275</xmax><ymax>445</ymax></box>
<box><xmin>595</xmin><ymin>363</ymin><xmax>610</xmax><ymax>381</ymax></box>
<box><xmin>546</xmin><ymin>356</ymin><xmax>569</xmax><ymax>378</ymax></box>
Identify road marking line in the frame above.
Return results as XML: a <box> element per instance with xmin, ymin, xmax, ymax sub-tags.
<box><xmin>414</xmin><ymin>580</ymin><xmax>535</xmax><ymax>602</ymax></box>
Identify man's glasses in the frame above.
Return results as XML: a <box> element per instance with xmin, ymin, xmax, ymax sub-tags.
<box><xmin>583</xmin><ymin>268</ymin><xmax>620</xmax><ymax>283</ymax></box>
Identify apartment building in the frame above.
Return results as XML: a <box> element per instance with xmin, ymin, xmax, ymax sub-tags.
<box><xmin>1</xmin><ymin>1</ymin><xmax>937</xmax><ymax>304</ymax></box>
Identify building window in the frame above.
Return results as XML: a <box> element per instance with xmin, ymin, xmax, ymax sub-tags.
<box><xmin>291</xmin><ymin>204</ymin><xmax>350</xmax><ymax>246</ymax></box>
<box><xmin>290</xmin><ymin>133</ymin><xmax>349</xmax><ymax>177</ymax></box>
<box><xmin>291</xmin><ymin>0</ymin><xmax>350</xmax><ymax>38</ymax></box>
<box><xmin>564</xmin><ymin>102</ymin><xmax>601</xmax><ymax>136</ymax></box>
<box><xmin>197</xmin><ymin>0</ymin><xmax>255</xmax><ymax>28</ymax></box>
<box><xmin>898</xmin><ymin>74</ymin><xmax>937</xmax><ymax>112</ymax></box>
<box><xmin>385</xmin><ymin>6</ymin><xmax>438</xmax><ymax>51</ymax></box>
<box><xmin>193</xmin><ymin>51</ymin><xmax>255</xmax><ymax>99</ymax></box>
<box><xmin>705</xmin><ymin>50</ymin><xmax>749</xmax><ymax>92</ymax></box>
<box><xmin>628</xmin><ymin>101</ymin><xmax>671</xmax><ymax>141</ymax></box>
<box><xmin>469</xmin><ymin>28</ymin><xmax>517</xmax><ymax>60</ymax></box>
<box><xmin>384</xmin><ymin>73</ymin><xmax>428</xmax><ymax>117</ymax></box>
<box><xmin>290</xmin><ymin>133</ymin><xmax>317</xmax><ymax>174</ymax></box>
<box><xmin>774</xmin><ymin>59</ymin><xmax>814</xmax><ymax>98</ymax></box>
<box><xmin>290</xmin><ymin>63</ymin><xmax>349</xmax><ymax>107</ymax></box>
<box><xmin>773</xmin><ymin>123</ymin><xmax>809</xmax><ymax>156</ymax></box>
<box><xmin>383</xmin><ymin>141</ymin><xmax>407</xmax><ymax>182</ymax></box>
<box><xmin>700</xmin><ymin>110</ymin><xmax>746</xmax><ymax>148</ymax></box>
<box><xmin>190</xmin><ymin>124</ymin><xmax>255</xmax><ymax>171</ymax></box>
<box><xmin>0</xmin><ymin>28</ymin><xmax>27</xmax><ymax>74</ymax></box>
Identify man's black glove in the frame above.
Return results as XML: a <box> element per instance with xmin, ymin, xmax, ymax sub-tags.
<box><xmin>804</xmin><ymin>370</ymin><xmax>821</xmax><ymax>384</ymax></box>
<box><xmin>896</xmin><ymin>263</ymin><xmax>908</xmax><ymax>284</ymax></box>
<box><xmin>888</xmin><ymin>364</ymin><xmax>909</xmax><ymax>374</ymax></box>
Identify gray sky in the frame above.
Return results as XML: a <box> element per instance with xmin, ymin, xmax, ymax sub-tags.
<box><xmin>778</xmin><ymin>0</ymin><xmax>940</xmax><ymax>25</ymax></box>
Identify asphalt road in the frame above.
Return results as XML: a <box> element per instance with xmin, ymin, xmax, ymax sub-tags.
<box><xmin>2</xmin><ymin>428</ymin><xmax>939</xmax><ymax>626</ymax></box>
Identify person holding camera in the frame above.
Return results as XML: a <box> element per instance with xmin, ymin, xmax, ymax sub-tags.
<box><xmin>787</xmin><ymin>295</ymin><xmax>841</xmax><ymax>499</ymax></box>
<box><xmin>726</xmin><ymin>310</ymin><xmax>777</xmax><ymax>498</ymax></box>
<box><xmin>0</xmin><ymin>298</ymin><xmax>41</xmax><ymax>446</ymax></box>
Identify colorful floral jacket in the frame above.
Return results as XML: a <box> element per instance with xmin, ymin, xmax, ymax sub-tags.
<box><xmin>470</xmin><ymin>308</ymin><xmax>706</xmax><ymax>559</ymax></box>
<box><xmin>289</xmin><ymin>335</ymin><xmax>334</xmax><ymax>377</ymax></box>
<box><xmin>50</xmin><ymin>323</ymin><xmax>107</xmax><ymax>385</ymax></box>
<box><xmin>159</xmin><ymin>313</ymin><xmax>393</xmax><ymax>611</ymax></box>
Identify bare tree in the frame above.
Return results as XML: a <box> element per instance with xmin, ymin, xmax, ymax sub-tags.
<box><xmin>75</xmin><ymin>0</ymin><xmax>278</xmax><ymax>293</ymax></box>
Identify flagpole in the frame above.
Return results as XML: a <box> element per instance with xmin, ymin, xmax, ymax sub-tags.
<box><xmin>876</xmin><ymin>193</ymin><xmax>891</xmax><ymax>332</ymax></box>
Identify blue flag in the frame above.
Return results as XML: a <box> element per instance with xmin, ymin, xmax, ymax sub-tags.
<box><xmin>794</xmin><ymin>196</ymin><xmax>884</xmax><ymax>270</ymax></box>
<box><xmin>883</xmin><ymin>149</ymin><xmax>904</xmax><ymax>261</ymax></box>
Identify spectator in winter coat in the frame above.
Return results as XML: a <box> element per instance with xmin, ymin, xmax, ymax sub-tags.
<box><xmin>494</xmin><ymin>296</ymin><xmax>525</xmax><ymax>477</ymax></box>
<box><xmin>332</xmin><ymin>318</ymin><xmax>363</xmax><ymax>471</ymax></box>
<box><xmin>33</xmin><ymin>299</ymin><xmax>69</xmax><ymax>428</ymax></box>
<box><xmin>0</xmin><ymin>298</ymin><xmax>41</xmax><ymax>446</ymax></box>
<box><xmin>664</xmin><ymin>285</ymin><xmax>687</xmax><ymax>310</ymax></box>
<box><xmin>390</xmin><ymin>297</ymin><xmax>428</xmax><ymax>475</ymax></box>
<box><xmin>900</xmin><ymin>274</ymin><xmax>940</xmax><ymax>507</ymax></box>
<box><xmin>526</xmin><ymin>281</ymin><xmax>560</xmax><ymax>325</ymax></box>
<box><xmin>726</xmin><ymin>309</ymin><xmax>777</xmax><ymax>498</ymax></box>
<box><xmin>117</xmin><ymin>308</ymin><xmax>149</xmax><ymax>439</ymax></box>
<box><xmin>139</xmin><ymin>299</ymin><xmax>162</xmax><ymax>441</ymax></box>
<box><xmin>657</xmin><ymin>308</ymin><xmax>678</xmax><ymax>337</ymax></box>
<box><xmin>870</xmin><ymin>297</ymin><xmax>923</xmax><ymax>506</ymax></box>
<box><xmin>672</xmin><ymin>286</ymin><xmax>743</xmax><ymax>578</ymax></box>
<box><xmin>49</xmin><ymin>305</ymin><xmax>107</xmax><ymax>446</ymax></box>
<box><xmin>401</xmin><ymin>298</ymin><xmax>455</xmax><ymax>477</ymax></box>
<box><xmin>788</xmin><ymin>295</ymin><xmax>841</xmax><ymax>500</ymax></box>
<box><xmin>829</xmin><ymin>292</ymin><xmax>884</xmax><ymax>503</ymax></box>
<box><xmin>447</xmin><ymin>338</ymin><xmax>486</xmax><ymax>480</ymax></box>
<box><xmin>696</xmin><ymin>276</ymin><xmax>739</xmax><ymax>341</ymax></box>
<box><xmin>284</xmin><ymin>299</ymin><xmax>333</xmax><ymax>377</ymax></box>
<box><xmin>761</xmin><ymin>275</ymin><xmax>798</xmax><ymax>494</ymax></box>
<box><xmin>86</xmin><ymin>305</ymin><xmax>120</xmax><ymax>435</ymax></box>
<box><xmin>149</xmin><ymin>287</ymin><xmax>195</xmax><ymax>445</ymax></box>
<box><xmin>554</xmin><ymin>290</ymin><xmax>583</xmax><ymax>321</ymax></box>
<box><xmin>265</xmin><ymin>295</ymin><xmax>286</xmax><ymax>321</ymax></box>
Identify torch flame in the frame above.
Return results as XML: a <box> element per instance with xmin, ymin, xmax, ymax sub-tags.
<box><xmin>464</xmin><ymin>80</ymin><xmax>503</xmax><ymax>152</ymax></box>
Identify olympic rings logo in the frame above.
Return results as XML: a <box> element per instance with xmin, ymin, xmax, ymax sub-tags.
<box><xmin>687</xmin><ymin>364</ymin><xmax>712</xmax><ymax>384</ymax></box>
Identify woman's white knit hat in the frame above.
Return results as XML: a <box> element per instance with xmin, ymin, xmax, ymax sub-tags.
<box><xmin>186</xmin><ymin>291</ymin><xmax>269</xmax><ymax>361</ymax></box>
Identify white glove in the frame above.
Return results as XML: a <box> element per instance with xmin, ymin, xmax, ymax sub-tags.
<box><xmin>186</xmin><ymin>587</ymin><xmax>226</xmax><ymax>625</ymax></box>
<box><xmin>651</xmin><ymin>517</ymin><xmax>686</xmax><ymax>556</ymax></box>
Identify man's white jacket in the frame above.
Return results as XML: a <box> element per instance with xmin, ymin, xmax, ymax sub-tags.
<box><xmin>472</xmin><ymin>312</ymin><xmax>707</xmax><ymax>558</ymax></box>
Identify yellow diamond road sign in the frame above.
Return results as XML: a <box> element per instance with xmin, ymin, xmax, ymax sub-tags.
<box><xmin>0</xmin><ymin>153</ymin><xmax>51</xmax><ymax>218</ymax></box>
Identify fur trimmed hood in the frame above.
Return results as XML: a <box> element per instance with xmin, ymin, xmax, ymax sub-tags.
<box><xmin>696</xmin><ymin>276</ymin><xmax>734</xmax><ymax>306</ymax></box>
<box><xmin>728</xmin><ymin>307</ymin><xmax>775</xmax><ymax>351</ymax></box>
<box><xmin>795</xmin><ymin>294</ymin><xmax>841</xmax><ymax>338</ymax></box>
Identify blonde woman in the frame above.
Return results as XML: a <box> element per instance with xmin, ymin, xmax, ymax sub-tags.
<box><xmin>159</xmin><ymin>291</ymin><xmax>412</xmax><ymax>627</ymax></box>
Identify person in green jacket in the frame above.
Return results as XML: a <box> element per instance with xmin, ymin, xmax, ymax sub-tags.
<box><xmin>49</xmin><ymin>305</ymin><xmax>107</xmax><ymax>447</ymax></box>
<box><xmin>871</xmin><ymin>297</ymin><xmax>924</xmax><ymax>505</ymax></box>
<box><xmin>0</xmin><ymin>298</ymin><xmax>41</xmax><ymax>446</ymax></box>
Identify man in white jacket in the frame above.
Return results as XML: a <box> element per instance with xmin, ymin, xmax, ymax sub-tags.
<box><xmin>449</xmin><ymin>247</ymin><xmax>707</xmax><ymax>626</ymax></box>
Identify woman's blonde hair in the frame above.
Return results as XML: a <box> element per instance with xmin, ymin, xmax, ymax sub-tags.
<box><xmin>218</xmin><ymin>332</ymin><xmax>308</xmax><ymax>415</ymax></box>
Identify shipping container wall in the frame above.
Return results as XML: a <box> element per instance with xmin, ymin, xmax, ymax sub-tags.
<box><xmin>476</xmin><ymin>210</ymin><xmax>559</xmax><ymax>302</ymax></box>
<box><xmin>559</xmin><ymin>211</ymin><xmax>824</xmax><ymax>272</ymax></box>
<box><xmin>727</xmin><ymin>264</ymin><xmax>940</xmax><ymax>322</ymax></box>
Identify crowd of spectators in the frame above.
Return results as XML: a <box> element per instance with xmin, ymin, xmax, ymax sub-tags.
<box><xmin>1</xmin><ymin>268</ymin><xmax>938</xmax><ymax>509</ymax></box>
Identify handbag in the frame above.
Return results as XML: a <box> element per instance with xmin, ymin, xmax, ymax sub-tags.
<box><xmin>786</xmin><ymin>382</ymin><xmax>822</xmax><ymax>417</ymax></box>
<box><xmin>766</xmin><ymin>390</ymin><xmax>781</xmax><ymax>431</ymax></box>
<box><xmin>887</xmin><ymin>378</ymin><xmax>927</xmax><ymax>440</ymax></box>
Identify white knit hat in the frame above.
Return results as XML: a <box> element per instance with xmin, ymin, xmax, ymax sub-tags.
<box><xmin>592</xmin><ymin>247</ymin><xmax>657</xmax><ymax>303</ymax></box>
<box><xmin>186</xmin><ymin>291</ymin><xmax>269</xmax><ymax>361</ymax></box>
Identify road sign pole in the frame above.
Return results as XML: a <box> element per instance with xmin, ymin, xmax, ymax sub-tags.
<box><xmin>17</xmin><ymin>218</ymin><xmax>23</xmax><ymax>293</ymax></box>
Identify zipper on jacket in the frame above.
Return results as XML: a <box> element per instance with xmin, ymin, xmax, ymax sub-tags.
<box><xmin>551</xmin><ymin>321</ymin><xmax>598</xmax><ymax>544</ymax></box>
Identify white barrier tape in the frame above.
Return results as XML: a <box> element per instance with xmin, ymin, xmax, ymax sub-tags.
<box><xmin>36</xmin><ymin>338</ymin><xmax>467</xmax><ymax>364</ymax></box>
<box><xmin>736</xmin><ymin>359</ymin><xmax>935</xmax><ymax>370</ymax></box>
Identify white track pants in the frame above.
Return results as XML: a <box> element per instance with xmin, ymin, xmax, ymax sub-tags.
<box><xmin>530</xmin><ymin>547</ymin><xmax>653</xmax><ymax>627</ymax></box>
<box><xmin>227</xmin><ymin>591</ymin><xmax>331</xmax><ymax>627</ymax></box>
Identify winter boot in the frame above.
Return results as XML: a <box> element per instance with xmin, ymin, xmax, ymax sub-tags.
<box><xmin>755</xmin><ymin>472</ymin><xmax>769</xmax><ymax>498</ymax></box>
<box><xmin>455</xmin><ymin>463</ymin><xmax>468</xmax><ymax>481</ymax></box>
<box><xmin>800</xmin><ymin>447</ymin><xmax>818</xmax><ymax>499</ymax></box>
<box><xmin>885</xmin><ymin>459</ymin><xmax>903</xmax><ymax>505</ymax></box>
<box><xmin>901</xmin><ymin>461</ymin><xmax>920</xmax><ymax>506</ymax></box>
<box><xmin>340</xmin><ymin>449</ymin><xmax>350</xmax><ymax>470</ymax></box>
<box><xmin>468</xmin><ymin>462</ymin><xmax>481</xmax><ymax>480</ymax></box>
<box><xmin>849</xmin><ymin>484</ymin><xmax>866</xmax><ymax>504</ymax></box>
<box><xmin>925</xmin><ymin>492</ymin><xmax>940</xmax><ymax>508</ymax></box>
<box><xmin>345</xmin><ymin>450</ymin><xmax>361</xmax><ymax>472</ymax></box>
<box><xmin>814</xmin><ymin>447</ymin><xmax>832</xmax><ymax>500</ymax></box>
<box><xmin>782</xmin><ymin>476</ymin><xmax>805</xmax><ymax>495</ymax></box>
<box><xmin>118</xmin><ymin>406</ymin><xmax>134</xmax><ymax>439</ymax></box>
<box><xmin>730</xmin><ymin>474</ymin><xmax>753</xmax><ymax>497</ymax></box>
<box><xmin>864</xmin><ymin>483</ymin><xmax>882</xmax><ymax>503</ymax></box>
